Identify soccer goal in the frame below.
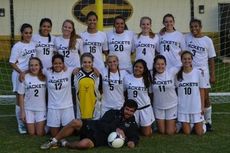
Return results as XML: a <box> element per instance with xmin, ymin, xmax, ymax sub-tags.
<box><xmin>0</xmin><ymin>0</ymin><xmax>229</xmax><ymax>104</ymax></box>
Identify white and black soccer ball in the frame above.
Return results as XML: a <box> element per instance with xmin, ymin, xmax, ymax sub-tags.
<box><xmin>107</xmin><ymin>132</ymin><xmax>125</xmax><ymax>148</ymax></box>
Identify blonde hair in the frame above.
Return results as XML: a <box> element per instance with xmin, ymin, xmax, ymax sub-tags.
<box><xmin>138</xmin><ymin>16</ymin><xmax>155</xmax><ymax>38</ymax></box>
<box><xmin>106</xmin><ymin>54</ymin><xmax>119</xmax><ymax>64</ymax></box>
<box><xmin>106</xmin><ymin>54</ymin><xmax>122</xmax><ymax>85</ymax></box>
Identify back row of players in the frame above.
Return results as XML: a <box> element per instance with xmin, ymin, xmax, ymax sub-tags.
<box><xmin>9</xmin><ymin>11</ymin><xmax>216</xmax><ymax>137</ymax></box>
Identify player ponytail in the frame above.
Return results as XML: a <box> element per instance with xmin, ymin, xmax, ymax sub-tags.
<box><xmin>162</xmin><ymin>13</ymin><xmax>176</xmax><ymax>34</ymax></box>
<box><xmin>62</xmin><ymin>19</ymin><xmax>81</xmax><ymax>51</ymax></box>
<box><xmin>106</xmin><ymin>54</ymin><xmax>121</xmax><ymax>86</ymax></box>
<box><xmin>20</xmin><ymin>23</ymin><xmax>33</xmax><ymax>41</ymax></box>
<box><xmin>177</xmin><ymin>51</ymin><xmax>193</xmax><ymax>81</ymax></box>
<box><xmin>39</xmin><ymin>18</ymin><xmax>52</xmax><ymax>43</ymax></box>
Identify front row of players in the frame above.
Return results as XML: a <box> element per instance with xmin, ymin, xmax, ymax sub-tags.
<box><xmin>16</xmin><ymin>51</ymin><xmax>207</xmax><ymax>149</ymax></box>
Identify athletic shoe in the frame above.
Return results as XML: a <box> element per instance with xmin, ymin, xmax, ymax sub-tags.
<box><xmin>206</xmin><ymin>123</ymin><xmax>213</xmax><ymax>132</ymax></box>
<box><xmin>18</xmin><ymin>125</ymin><xmax>27</xmax><ymax>134</ymax></box>
<box><xmin>40</xmin><ymin>138</ymin><xmax>58</xmax><ymax>150</ymax></box>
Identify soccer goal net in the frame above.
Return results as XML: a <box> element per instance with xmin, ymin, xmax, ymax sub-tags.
<box><xmin>0</xmin><ymin>0</ymin><xmax>229</xmax><ymax>104</ymax></box>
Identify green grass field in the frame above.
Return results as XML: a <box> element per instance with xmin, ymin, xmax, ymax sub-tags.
<box><xmin>0</xmin><ymin>103</ymin><xmax>229</xmax><ymax>153</ymax></box>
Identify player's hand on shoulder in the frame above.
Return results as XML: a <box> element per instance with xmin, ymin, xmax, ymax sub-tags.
<box><xmin>93</xmin><ymin>67</ymin><xmax>100</xmax><ymax>77</ymax></box>
<box><xmin>19</xmin><ymin>71</ymin><xmax>28</xmax><ymax>82</ymax></box>
<box><xmin>73</xmin><ymin>67</ymin><xmax>80</xmax><ymax>75</ymax></box>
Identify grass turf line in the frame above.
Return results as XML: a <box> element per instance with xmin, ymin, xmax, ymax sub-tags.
<box><xmin>0</xmin><ymin>103</ymin><xmax>229</xmax><ymax>153</ymax></box>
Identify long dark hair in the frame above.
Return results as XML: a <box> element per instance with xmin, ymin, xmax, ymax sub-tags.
<box><xmin>133</xmin><ymin>59</ymin><xmax>152</xmax><ymax>88</ymax></box>
<box><xmin>86</xmin><ymin>11</ymin><xmax>98</xmax><ymax>20</ymax></box>
<box><xmin>152</xmin><ymin>55</ymin><xmax>167</xmax><ymax>83</ymax></box>
<box><xmin>80</xmin><ymin>52</ymin><xmax>94</xmax><ymax>65</ymax></box>
<box><xmin>113</xmin><ymin>15</ymin><xmax>128</xmax><ymax>31</ymax></box>
<box><xmin>20</xmin><ymin>23</ymin><xmax>32</xmax><ymax>41</ymax></box>
<box><xmin>190</xmin><ymin>18</ymin><xmax>202</xmax><ymax>27</ymax></box>
<box><xmin>51</xmin><ymin>54</ymin><xmax>64</xmax><ymax>72</ymax></box>
<box><xmin>161</xmin><ymin>13</ymin><xmax>176</xmax><ymax>33</ymax></box>
<box><xmin>177</xmin><ymin>51</ymin><xmax>193</xmax><ymax>81</ymax></box>
<box><xmin>39</xmin><ymin>18</ymin><xmax>52</xmax><ymax>43</ymax></box>
<box><xmin>29</xmin><ymin>57</ymin><xmax>46</xmax><ymax>81</ymax></box>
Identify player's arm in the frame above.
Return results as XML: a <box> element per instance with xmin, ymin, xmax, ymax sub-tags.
<box><xmin>19</xmin><ymin>70</ymin><xmax>29</xmax><ymax>82</ymax></box>
<box><xmin>9</xmin><ymin>63</ymin><xmax>22</xmax><ymax>73</ymax></box>
<box><xmin>116</xmin><ymin>128</ymin><xmax>125</xmax><ymax>138</ymax></box>
<box><xmin>125</xmin><ymin>121</ymin><xmax>139</xmax><ymax>148</ymax></box>
<box><xmin>208</xmin><ymin>57</ymin><xmax>215</xmax><ymax>84</ymax></box>
<box><xmin>102</xmin><ymin>32</ymin><xmax>109</xmax><ymax>56</ymax></box>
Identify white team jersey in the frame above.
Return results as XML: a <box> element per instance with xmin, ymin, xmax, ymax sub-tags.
<box><xmin>158</xmin><ymin>31</ymin><xmax>186</xmax><ymax>69</ymax></box>
<box><xmin>81</xmin><ymin>31</ymin><xmax>108</xmax><ymax>73</ymax></box>
<box><xmin>135</xmin><ymin>34</ymin><xmax>159</xmax><ymax>70</ymax></box>
<box><xmin>175</xmin><ymin>68</ymin><xmax>206</xmax><ymax>114</ymax></box>
<box><xmin>44</xmin><ymin>67</ymin><xmax>74</xmax><ymax>109</ymax></box>
<box><xmin>107</xmin><ymin>30</ymin><xmax>135</xmax><ymax>71</ymax></box>
<box><xmin>185</xmin><ymin>33</ymin><xmax>216</xmax><ymax>70</ymax></box>
<box><xmin>54</xmin><ymin>36</ymin><xmax>83</xmax><ymax>68</ymax></box>
<box><xmin>101</xmin><ymin>68</ymin><xmax>127</xmax><ymax>109</ymax></box>
<box><xmin>17</xmin><ymin>73</ymin><xmax>46</xmax><ymax>111</ymax></box>
<box><xmin>32</xmin><ymin>34</ymin><xmax>55</xmax><ymax>68</ymax></box>
<box><xmin>152</xmin><ymin>68</ymin><xmax>178</xmax><ymax>109</ymax></box>
<box><xmin>9</xmin><ymin>41</ymin><xmax>36</xmax><ymax>71</ymax></box>
<box><xmin>124</xmin><ymin>74</ymin><xmax>151</xmax><ymax>108</ymax></box>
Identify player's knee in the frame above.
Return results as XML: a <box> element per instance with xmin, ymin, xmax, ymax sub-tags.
<box><xmin>36</xmin><ymin>130</ymin><xmax>45</xmax><ymax>136</ymax></box>
<box><xmin>195</xmin><ymin>129</ymin><xmax>204</xmax><ymax>136</ymax></box>
<box><xmin>158</xmin><ymin>129</ymin><xmax>165</xmax><ymax>134</ymax></box>
<box><xmin>166</xmin><ymin>128</ymin><xmax>175</xmax><ymax>135</ymax></box>
<box><xmin>70</xmin><ymin>119</ymin><xmax>82</xmax><ymax>129</ymax></box>
<box><xmin>142</xmin><ymin>128</ymin><xmax>152</xmax><ymax>137</ymax></box>
<box><xmin>28</xmin><ymin>131</ymin><xmax>36</xmax><ymax>136</ymax></box>
<box><xmin>194</xmin><ymin>126</ymin><xmax>204</xmax><ymax>136</ymax></box>
<box><xmin>182</xmin><ymin>127</ymin><xmax>191</xmax><ymax>135</ymax></box>
<box><xmin>78</xmin><ymin>139</ymin><xmax>94</xmax><ymax>149</ymax></box>
<box><xmin>183</xmin><ymin>130</ymin><xmax>190</xmax><ymax>135</ymax></box>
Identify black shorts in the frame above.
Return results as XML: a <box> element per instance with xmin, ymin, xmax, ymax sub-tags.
<box><xmin>79</xmin><ymin>120</ymin><xmax>108</xmax><ymax>147</ymax></box>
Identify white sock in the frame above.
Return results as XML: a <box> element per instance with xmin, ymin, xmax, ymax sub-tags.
<box><xmin>52</xmin><ymin>138</ymin><xmax>58</xmax><ymax>143</ymax></box>
<box><xmin>203</xmin><ymin>123</ymin><xmax>207</xmax><ymax>134</ymax></box>
<box><xmin>204</xmin><ymin>106</ymin><xmax>212</xmax><ymax>124</ymax></box>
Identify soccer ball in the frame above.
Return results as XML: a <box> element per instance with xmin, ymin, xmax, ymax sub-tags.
<box><xmin>107</xmin><ymin>132</ymin><xmax>125</xmax><ymax>148</ymax></box>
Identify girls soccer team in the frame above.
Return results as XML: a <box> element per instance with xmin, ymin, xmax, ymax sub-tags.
<box><xmin>9</xmin><ymin>12</ymin><xmax>215</xmax><ymax>137</ymax></box>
